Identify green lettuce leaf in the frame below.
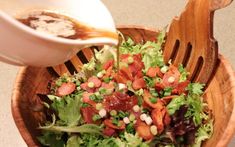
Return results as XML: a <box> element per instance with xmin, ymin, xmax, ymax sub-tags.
<box><xmin>185</xmin><ymin>94</ymin><xmax>204</xmax><ymax>126</ymax></box>
<box><xmin>51</xmin><ymin>94</ymin><xmax>82</xmax><ymax>126</ymax></box>
<box><xmin>193</xmin><ymin>120</ymin><xmax>213</xmax><ymax>147</ymax></box>
<box><xmin>119</xmin><ymin>37</ymin><xmax>142</xmax><ymax>54</ymax></box>
<box><xmin>167</xmin><ymin>95</ymin><xmax>186</xmax><ymax>115</ymax></box>
<box><xmin>40</xmin><ymin>124</ymin><xmax>102</xmax><ymax>135</ymax></box>
<box><xmin>123</xmin><ymin>132</ymin><xmax>148</xmax><ymax>147</ymax></box>
<box><xmin>78</xmin><ymin>133</ymin><xmax>118</xmax><ymax>147</ymax></box>
<box><xmin>119</xmin><ymin>29</ymin><xmax>166</xmax><ymax>71</ymax></box>
<box><xmin>95</xmin><ymin>45</ymin><xmax>116</xmax><ymax>64</ymax></box>
<box><xmin>178</xmin><ymin>64</ymin><xmax>189</xmax><ymax>82</ymax></box>
<box><xmin>66</xmin><ymin>136</ymin><xmax>82</xmax><ymax>147</ymax></box>
<box><xmin>186</xmin><ymin>83</ymin><xmax>205</xmax><ymax>95</ymax></box>
<box><xmin>37</xmin><ymin>131</ymin><xmax>65</xmax><ymax>147</ymax></box>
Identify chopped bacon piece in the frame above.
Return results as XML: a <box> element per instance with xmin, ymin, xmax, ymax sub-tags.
<box><xmin>121</xmin><ymin>54</ymin><xmax>144</xmax><ymax>76</ymax></box>
<box><xmin>103</xmin><ymin>59</ymin><xmax>114</xmax><ymax>70</ymax></box>
<box><xmin>80</xmin><ymin>107</ymin><xmax>98</xmax><ymax>124</ymax></box>
<box><xmin>146</xmin><ymin>67</ymin><xmax>163</xmax><ymax>78</ymax></box>
<box><xmin>113</xmin><ymin>73</ymin><xmax>127</xmax><ymax>84</ymax></box>
<box><xmin>104</xmin><ymin>119</ymin><xmax>125</xmax><ymax>130</ymax></box>
<box><xmin>172</xmin><ymin>80</ymin><xmax>190</xmax><ymax>94</ymax></box>
<box><xmin>102</xmin><ymin>66</ymin><xmax>113</xmax><ymax>79</ymax></box>
<box><xmin>155</xmin><ymin>83</ymin><xmax>165</xmax><ymax>91</ymax></box>
<box><xmin>163</xmin><ymin>109</ymin><xmax>171</xmax><ymax>126</ymax></box>
<box><xmin>146</xmin><ymin>67</ymin><xmax>158</xmax><ymax>78</ymax></box>
<box><xmin>104</xmin><ymin>92</ymin><xmax>137</xmax><ymax>111</ymax></box>
<box><xmin>135</xmin><ymin>70</ymin><xmax>144</xmax><ymax>79</ymax></box>
<box><xmin>120</xmin><ymin>54</ymin><xmax>130</xmax><ymax>60</ymax></box>
<box><xmin>119</xmin><ymin>67</ymin><xmax>133</xmax><ymax>81</ymax></box>
<box><xmin>56</xmin><ymin>82</ymin><xmax>76</xmax><ymax>96</ymax></box>
<box><xmin>132</xmin><ymin>78</ymin><xmax>146</xmax><ymax>90</ymax></box>
<box><xmin>136</xmin><ymin>123</ymin><xmax>154</xmax><ymax>140</ymax></box>
<box><xmin>129</xmin><ymin>55</ymin><xmax>144</xmax><ymax>75</ymax></box>
<box><xmin>143</xmin><ymin>90</ymin><xmax>164</xmax><ymax>109</ymax></box>
<box><xmin>151</xmin><ymin>108</ymin><xmax>164</xmax><ymax>134</ymax></box>
<box><xmin>103</xmin><ymin>127</ymin><xmax>116</xmax><ymax>136</ymax></box>
<box><xmin>151</xmin><ymin>107</ymin><xmax>171</xmax><ymax>134</ymax></box>
<box><xmin>82</xmin><ymin>92</ymin><xmax>96</xmax><ymax>107</ymax></box>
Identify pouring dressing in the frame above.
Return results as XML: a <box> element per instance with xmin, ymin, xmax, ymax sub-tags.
<box><xmin>0</xmin><ymin>0</ymin><xmax>118</xmax><ymax>66</ymax></box>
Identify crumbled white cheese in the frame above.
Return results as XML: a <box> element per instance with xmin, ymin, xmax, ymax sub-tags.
<box><xmin>123</xmin><ymin>117</ymin><xmax>130</xmax><ymax>124</ymax></box>
<box><xmin>140</xmin><ymin>114</ymin><xmax>147</xmax><ymax>121</ymax></box>
<box><xmin>133</xmin><ymin>105</ymin><xmax>140</xmax><ymax>112</ymax></box>
<box><xmin>145</xmin><ymin>116</ymin><xmax>153</xmax><ymax>125</ymax></box>
<box><xmin>99</xmin><ymin>109</ymin><xmax>107</xmax><ymax>118</ymax></box>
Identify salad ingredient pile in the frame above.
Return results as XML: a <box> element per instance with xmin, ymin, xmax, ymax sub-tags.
<box><xmin>38</xmin><ymin>29</ymin><xmax>213</xmax><ymax>147</ymax></box>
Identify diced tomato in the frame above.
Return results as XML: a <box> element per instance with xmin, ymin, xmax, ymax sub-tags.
<box><xmin>119</xmin><ymin>67</ymin><xmax>133</xmax><ymax>81</ymax></box>
<box><xmin>104</xmin><ymin>92</ymin><xmax>137</xmax><ymax>111</ymax></box>
<box><xmin>113</xmin><ymin>73</ymin><xmax>127</xmax><ymax>84</ymax></box>
<box><xmin>156</xmin><ymin>67</ymin><xmax>164</xmax><ymax>78</ymax></box>
<box><xmin>146</xmin><ymin>67</ymin><xmax>157</xmax><ymax>78</ymax></box>
<box><xmin>56</xmin><ymin>82</ymin><xmax>76</xmax><ymax>96</ymax></box>
<box><xmin>155</xmin><ymin>83</ymin><xmax>165</xmax><ymax>91</ymax></box>
<box><xmin>103</xmin><ymin>59</ymin><xmax>114</xmax><ymax>70</ymax></box>
<box><xmin>135</xmin><ymin>70</ymin><xmax>144</xmax><ymax>79</ymax></box>
<box><xmin>129</xmin><ymin>59</ymin><xmax>144</xmax><ymax>76</ymax></box>
<box><xmin>143</xmin><ymin>90</ymin><xmax>164</xmax><ymax>109</ymax></box>
<box><xmin>172</xmin><ymin>80</ymin><xmax>190</xmax><ymax>94</ymax></box>
<box><xmin>82</xmin><ymin>92</ymin><xmax>96</xmax><ymax>107</ymax></box>
<box><xmin>104</xmin><ymin>119</ymin><xmax>125</xmax><ymax>130</ymax></box>
<box><xmin>121</xmin><ymin>54</ymin><xmax>144</xmax><ymax>76</ymax></box>
<box><xmin>162</xmin><ymin>65</ymin><xmax>180</xmax><ymax>88</ymax></box>
<box><xmin>103</xmin><ymin>127</ymin><xmax>116</xmax><ymax>136</ymax></box>
<box><xmin>146</xmin><ymin>67</ymin><xmax>164</xmax><ymax>78</ymax></box>
<box><xmin>120</xmin><ymin>54</ymin><xmax>130</xmax><ymax>60</ymax></box>
<box><xmin>151</xmin><ymin>108</ymin><xmax>164</xmax><ymax>134</ymax></box>
<box><xmin>133</xmin><ymin>54</ymin><xmax>142</xmax><ymax>61</ymax></box>
<box><xmin>136</xmin><ymin>123</ymin><xmax>154</xmax><ymax>140</ymax></box>
<box><xmin>102</xmin><ymin>66</ymin><xmax>113</xmax><ymax>79</ymax></box>
<box><xmin>132</xmin><ymin>78</ymin><xmax>146</xmax><ymax>90</ymax></box>
<box><xmin>163</xmin><ymin>109</ymin><xmax>171</xmax><ymax>126</ymax></box>
<box><xmin>80</xmin><ymin>107</ymin><xmax>98</xmax><ymax>124</ymax></box>
<box><xmin>88</xmin><ymin>76</ymin><xmax>102</xmax><ymax>88</ymax></box>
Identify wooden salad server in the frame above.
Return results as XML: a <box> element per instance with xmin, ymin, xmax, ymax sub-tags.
<box><xmin>49</xmin><ymin>0</ymin><xmax>233</xmax><ymax>86</ymax></box>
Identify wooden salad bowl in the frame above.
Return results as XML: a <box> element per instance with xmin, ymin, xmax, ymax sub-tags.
<box><xmin>11</xmin><ymin>0</ymin><xmax>235</xmax><ymax>147</ymax></box>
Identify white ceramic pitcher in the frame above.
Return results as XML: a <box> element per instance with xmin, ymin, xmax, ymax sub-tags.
<box><xmin>0</xmin><ymin>0</ymin><xmax>118</xmax><ymax>66</ymax></box>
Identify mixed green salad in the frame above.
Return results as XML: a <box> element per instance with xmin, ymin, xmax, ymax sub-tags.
<box><xmin>38</xmin><ymin>30</ymin><xmax>213</xmax><ymax>147</ymax></box>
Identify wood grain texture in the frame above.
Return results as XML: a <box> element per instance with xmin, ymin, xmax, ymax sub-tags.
<box><xmin>163</xmin><ymin>0</ymin><xmax>232</xmax><ymax>85</ymax></box>
<box><xmin>9</xmin><ymin>0</ymin><xmax>235</xmax><ymax>146</ymax></box>
<box><xmin>210</xmin><ymin>0</ymin><xmax>233</xmax><ymax>10</ymax></box>
<box><xmin>11</xmin><ymin>27</ymin><xmax>235</xmax><ymax>147</ymax></box>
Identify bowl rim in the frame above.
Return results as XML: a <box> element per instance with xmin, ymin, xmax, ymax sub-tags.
<box><xmin>11</xmin><ymin>25</ymin><xmax>235</xmax><ymax>147</ymax></box>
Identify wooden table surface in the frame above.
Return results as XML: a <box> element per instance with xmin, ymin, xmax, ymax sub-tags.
<box><xmin>0</xmin><ymin>0</ymin><xmax>234</xmax><ymax>146</ymax></box>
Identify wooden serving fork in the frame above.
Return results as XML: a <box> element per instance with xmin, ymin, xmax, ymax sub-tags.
<box><xmin>164</xmin><ymin>0</ymin><xmax>233</xmax><ymax>84</ymax></box>
<box><xmin>48</xmin><ymin>0</ymin><xmax>233</xmax><ymax>86</ymax></box>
